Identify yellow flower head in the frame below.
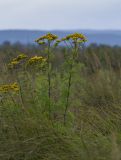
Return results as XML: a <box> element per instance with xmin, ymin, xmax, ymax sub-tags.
<box><xmin>62</xmin><ymin>33</ymin><xmax>87</xmax><ymax>42</ymax></box>
<box><xmin>0</xmin><ymin>85</ymin><xmax>10</xmax><ymax>93</ymax></box>
<box><xmin>35</xmin><ymin>33</ymin><xmax>58</xmax><ymax>44</ymax></box>
<box><xmin>16</xmin><ymin>54</ymin><xmax>28</xmax><ymax>61</ymax></box>
<box><xmin>0</xmin><ymin>83</ymin><xmax>19</xmax><ymax>93</ymax></box>
<box><xmin>11</xmin><ymin>60</ymin><xmax>19</xmax><ymax>65</ymax></box>
<box><xmin>8</xmin><ymin>54</ymin><xmax>28</xmax><ymax>69</ymax></box>
<box><xmin>28</xmin><ymin>56</ymin><xmax>47</xmax><ymax>65</ymax></box>
<box><xmin>8</xmin><ymin>60</ymin><xmax>19</xmax><ymax>69</ymax></box>
<box><xmin>10</xmin><ymin>82</ymin><xmax>20</xmax><ymax>92</ymax></box>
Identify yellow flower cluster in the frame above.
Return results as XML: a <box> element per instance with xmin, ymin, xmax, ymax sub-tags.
<box><xmin>14</xmin><ymin>54</ymin><xmax>28</xmax><ymax>61</ymax></box>
<box><xmin>8</xmin><ymin>54</ymin><xmax>28</xmax><ymax>69</ymax></box>
<box><xmin>54</xmin><ymin>33</ymin><xmax>87</xmax><ymax>46</ymax></box>
<box><xmin>65</xmin><ymin>33</ymin><xmax>87</xmax><ymax>41</ymax></box>
<box><xmin>0</xmin><ymin>82</ymin><xmax>19</xmax><ymax>93</ymax></box>
<box><xmin>10</xmin><ymin>60</ymin><xmax>19</xmax><ymax>66</ymax></box>
<box><xmin>28</xmin><ymin>56</ymin><xmax>47</xmax><ymax>65</ymax></box>
<box><xmin>35</xmin><ymin>33</ymin><xmax>58</xmax><ymax>43</ymax></box>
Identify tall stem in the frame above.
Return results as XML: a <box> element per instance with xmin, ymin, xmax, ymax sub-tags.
<box><xmin>47</xmin><ymin>41</ymin><xmax>51</xmax><ymax>117</ymax></box>
<box><xmin>64</xmin><ymin>42</ymin><xmax>77</xmax><ymax>125</ymax></box>
<box><xmin>15</xmin><ymin>71</ymin><xmax>26</xmax><ymax>111</ymax></box>
<box><xmin>64</xmin><ymin>63</ymin><xmax>73</xmax><ymax>125</ymax></box>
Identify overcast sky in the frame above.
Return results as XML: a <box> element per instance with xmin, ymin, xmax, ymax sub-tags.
<box><xmin>0</xmin><ymin>0</ymin><xmax>121</xmax><ymax>30</ymax></box>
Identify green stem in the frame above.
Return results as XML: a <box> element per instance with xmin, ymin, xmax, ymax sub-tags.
<box><xmin>64</xmin><ymin>63</ymin><xmax>73</xmax><ymax>125</ymax></box>
<box><xmin>47</xmin><ymin>41</ymin><xmax>51</xmax><ymax>118</ymax></box>
<box><xmin>64</xmin><ymin>42</ymin><xmax>77</xmax><ymax>125</ymax></box>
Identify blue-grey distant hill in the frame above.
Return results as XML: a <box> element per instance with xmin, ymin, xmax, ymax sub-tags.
<box><xmin>0</xmin><ymin>30</ymin><xmax>121</xmax><ymax>46</ymax></box>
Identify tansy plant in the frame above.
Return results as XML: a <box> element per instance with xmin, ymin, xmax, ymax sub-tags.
<box><xmin>58</xmin><ymin>33</ymin><xmax>87</xmax><ymax>125</ymax></box>
<box><xmin>27</xmin><ymin>56</ymin><xmax>47</xmax><ymax>71</ymax></box>
<box><xmin>0</xmin><ymin>82</ymin><xmax>20</xmax><ymax>93</ymax></box>
<box><xmin>6</xmin><ymin>33</ymin><xmax>87</xmax><ymax>124</ymax></box>
<box><xmin>8</xmin><ymin>54</ymin><xmax>28</xmax><ymax>69</ymax></box>
<box><xmin>35</xmin><ymin>33</ymin><xmax>58</xmax><ymax>118</ymax></box>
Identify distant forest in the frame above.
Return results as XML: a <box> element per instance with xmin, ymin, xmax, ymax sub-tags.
<box><xmin>1</xmin><ymin>42</ymin><xmax>121</xmax><ymax>73</ymax></box>
<box><xmin>0</xmin><ymin>30</ymin><xmax>121</xmax><ymax>45</ymax></box>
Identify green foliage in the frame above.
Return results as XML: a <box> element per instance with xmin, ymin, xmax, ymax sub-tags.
<box><xmin>1</xmin><ymin>42</ymin><xmax>121</xmax><ymax>159</ymax></box>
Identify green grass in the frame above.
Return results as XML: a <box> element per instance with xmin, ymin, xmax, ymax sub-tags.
<box><xmin>1</xmin><ymin>42</ymin><xmax>121</xmax><ymax>160</ymax></box>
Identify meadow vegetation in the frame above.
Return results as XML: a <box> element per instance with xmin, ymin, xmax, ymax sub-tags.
<box><xmin>0</xmin><ymin>33</ymin><xmax>121</xmax><ymax>160</ymax></box>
